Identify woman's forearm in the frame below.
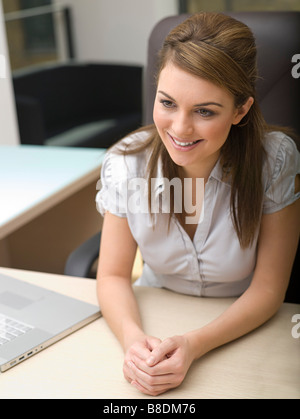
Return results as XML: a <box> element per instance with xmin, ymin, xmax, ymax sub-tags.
<box><xmin>97</xmin><ymin>276</ymin><xmax>145</xmax><ymax>351</ymax></box>
<box><xmin>185</xmin><ymin>283</ymin><xmax>284</xmax><ymax>361</ymax></box>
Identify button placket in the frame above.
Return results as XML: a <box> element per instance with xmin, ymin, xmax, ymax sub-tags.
<box><xmin>193</xmin><ymin>178</ymin><xmax>220</xmax><ymax>289</ymax></box>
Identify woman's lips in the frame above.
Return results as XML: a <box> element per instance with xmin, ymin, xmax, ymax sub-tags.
<box><xmin>167</xmin><ymin>133</ymin><xmax>203</xmax><ymax>150</ymax></box>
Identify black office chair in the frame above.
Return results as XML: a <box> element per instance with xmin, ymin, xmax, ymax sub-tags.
<box><xmin>64</xmin><ymin>12</ymin><xmax>300</xmax><ymax>303</ymax></box>
<box><xmin>13</xmin><ymin>62</ymin><xmax>143</xmax><ymax>148</ymax></box>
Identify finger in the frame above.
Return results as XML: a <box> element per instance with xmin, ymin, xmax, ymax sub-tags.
<box><xmin>127</xmin><ymin>360</ymin><xmax>172</xmax><ymax>385</ymax></box>
<box><xmin>131</xmin><ymin>379</ymin><xmax>170</xmax><ymax>397</ymax></box>
<box><xmin>127</xmin><ymin>362</ymin><xmax>173</xmax><ymax>395</ymax></box>
<box><xmin>145</xmin><ymin>336</ymin><xmax>162</xmax><ymax>351</ymax></box>
<box><xmin>123</xmin><ymin>358</ymin><xmax>138</xmax><ymax>382</ymax></box>
<box><xmin>146</xmin><ymin>338</ymin><xmax>178</xmax><ymax>366</ymax></box>
<box><xmin>127</xmin><ymin>342</ymin><xmax>152</xmax><ymax>361</ymax></box>
<box><xmin>131</xmin><ymin>353</ymin><xmax>172</xmax><ymax>376</ymax></box>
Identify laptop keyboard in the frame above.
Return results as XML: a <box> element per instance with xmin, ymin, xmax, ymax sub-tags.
<box><xmin>0</xmin><ymin>314</ymin><xmax>34</xmax><ymax>345</ymax></box>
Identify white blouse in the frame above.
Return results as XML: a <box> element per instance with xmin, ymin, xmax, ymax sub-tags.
<box><xmin>96</xmin><ymin>130</ymin><xmax>300</xmax><ymax>298</ymax></box>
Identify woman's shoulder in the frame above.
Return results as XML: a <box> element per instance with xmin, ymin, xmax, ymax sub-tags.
<box><xmin>263</xmin><ymin>130</ymin><xmax>299</xmax><ymax>159</ymax></box>
<box><xmin>262</xmin><ymin>130</ymin><xmax>300</xmax><ymax>213</ymax></box>
<box><xmin>262</xmin><ymin>130</ymin><xmax>299</xmax><ymax>179</ymax></box>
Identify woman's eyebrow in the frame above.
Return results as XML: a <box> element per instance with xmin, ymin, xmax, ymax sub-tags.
<box><xmin>195</xmin><ymin>101</ymin><xmax>223</xmax><ymax>108</ymax></box>
<box><xmin>157</xmin><ymin>90</ymin><xmax>176</xmax><ymax>101</ymax></box>
<box><xmin>157</xmin><ymin>90</ymin><xmax>223</xmax><ymax>107</ymax></box>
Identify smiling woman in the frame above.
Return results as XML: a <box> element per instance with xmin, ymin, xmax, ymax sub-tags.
<box><xmin>95</xmin><ymin>12</ymin><xmax>300</xmax><ymax>396</ymax></box>
<box><xmin>153</xmin><ymin>64</ymin><xmax>253</xmax><ymax>180</ymax></box>
<box><xmin>110</xmin><ymin>12</ymin><xmax>265</xmax><ymax>249</ymax></box>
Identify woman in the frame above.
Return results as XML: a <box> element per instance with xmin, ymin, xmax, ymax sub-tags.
<box><xmin>96</xmin><ymin>12</ymin><xmax>300</xmax><ymax>396</ymax></box>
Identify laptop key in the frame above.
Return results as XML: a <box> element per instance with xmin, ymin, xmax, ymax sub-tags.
<box><xmin>0</xmin><ymin>337</ymin><xmax>9</xmax><ymax>345</ymax></box>
<box><xmin>0</xmin><ymin>314</ymin><xmax>34</xmax><ymax>344</ymax></box>
<box><xmin>0</xmin><ymin>325</ymin><xmax>24</xmax><ymax>336</ymax></box>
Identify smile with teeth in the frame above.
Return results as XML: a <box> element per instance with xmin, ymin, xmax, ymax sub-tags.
<box><xmin>169</xmin><ymin>133</ymin><xmax>201</xmax><ymax>147</ymax></box>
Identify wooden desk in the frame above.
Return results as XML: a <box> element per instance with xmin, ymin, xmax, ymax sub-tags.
<box><xmin>0</xmin><ymin>267</ymin><xmax>299</xmax><ymax>399</ymax></box>
<box><xmin>0</xmin><ymin>145</ymin><xmax>105</xmax><ymax>273</ymax></box>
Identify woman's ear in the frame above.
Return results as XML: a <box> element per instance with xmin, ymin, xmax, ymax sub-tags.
<box><xmin>232</xmin><ymin>97</ymin><xmax>254</xmax><ymax>125</ymax></box>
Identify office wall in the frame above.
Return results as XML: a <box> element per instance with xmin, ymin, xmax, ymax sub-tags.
<box><xmin>59</xmin><ymin>0</ymin><xmax>178</xmax><ymax>65</ymax></box>
<box><xmin>0</xmin><ymin>0</ymin><xmax>178</xmax><ymax>146</ymax></box>
<box><xmin>0</xmin><ymin>0</ymin><xmax>19</xmax><ymax>145</ymax></box>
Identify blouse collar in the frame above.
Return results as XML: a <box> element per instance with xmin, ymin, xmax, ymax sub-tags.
<box><xmin>152</xmin><ymin>155</ymin><xmax>228</xmax><ymax>198</ymax></box>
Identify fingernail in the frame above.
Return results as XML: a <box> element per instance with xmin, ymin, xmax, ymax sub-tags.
<box><xmin>131</xmin><ymin>380</ymin><xmax>138</xmax><ymax>389</ymax></box>
<box><xmin>147</xmin><ymin>356</ymin><xmax>155</xmax><ymax>366</ymax></box>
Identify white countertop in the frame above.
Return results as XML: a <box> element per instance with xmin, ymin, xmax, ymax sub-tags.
<box><xmin>0</xmin><ymin>145</ymin><xmax>105</xmax><ymax>239</ymax></box>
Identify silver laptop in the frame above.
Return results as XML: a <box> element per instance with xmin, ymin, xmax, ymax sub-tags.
<box><xmin>0</xmin><ymin>273</ymin><xmax>101</xmax><ymax>372</ymax></box>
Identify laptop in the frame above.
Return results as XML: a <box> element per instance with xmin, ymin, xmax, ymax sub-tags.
<box><xmin>0</xmin><ymin>273</ymin><xmax>101</xmax><ymax>372</ymax></box>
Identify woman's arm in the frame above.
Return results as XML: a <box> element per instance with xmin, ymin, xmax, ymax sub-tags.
<box><xmin>97</xmin><ymin>211</ymin><xmax>163</xmax><ymax>381</ymax></box>
<box><xmin>127</xmin><ymin>199</ymin><xmax>300</xmax><ymax>396</ymax></box>
<box><xmin>96</xmin><ymin>212</ymin><xmax>143</xmax><ymax>350</ymax></box>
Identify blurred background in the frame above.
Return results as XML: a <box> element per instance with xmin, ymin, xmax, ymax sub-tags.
<box><xmin>3</xmin><ymin>0</ymin><xmax>300</xmax><ymax>72</ymax></box>
<box><xmin>1</xmin><ymin>0</ymin><xmax>300</xmax><ymax>149</ymax></box>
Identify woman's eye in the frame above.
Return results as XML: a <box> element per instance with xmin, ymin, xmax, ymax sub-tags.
<box><xmin>160</xmin><ymin>100</ymin><xmax>175</xmax><ymax>108</ymax></box>
<box><xmin>197</xmin><ymin>108</ymin><xmax>214</xmax><ymax>117</ymax></box>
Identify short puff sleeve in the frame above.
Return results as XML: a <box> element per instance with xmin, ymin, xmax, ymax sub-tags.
<box><xmin>263</xmin><ymin>133</ymin><xmax>300</xmax><ymax>214</ymax></box>
<box><xmin>95</xmin><ymin>152</ymin><xmax>127</xmax><ymax>218</ymax></box>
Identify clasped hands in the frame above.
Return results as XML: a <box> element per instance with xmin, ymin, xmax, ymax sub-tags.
<box><xmin>123</xmin><ymin>334</ymin><xmax>194</xmax><ymax>396</ymax></box>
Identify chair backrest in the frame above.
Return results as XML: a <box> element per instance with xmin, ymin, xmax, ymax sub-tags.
<box><xmin>144</xmin><ymin>11</ymin><xmax>300</xmax><ymax>149</ymax></box>
<box><xmin>13</xmin><ymin>62</ymin><xmax>143</xmax><ymax>142</ymax></box>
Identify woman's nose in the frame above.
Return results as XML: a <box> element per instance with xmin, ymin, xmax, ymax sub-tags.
<box><xmin>172</xmin><ymin>111</ymin><xmax>194</xmax><ymax>138</ymax></box>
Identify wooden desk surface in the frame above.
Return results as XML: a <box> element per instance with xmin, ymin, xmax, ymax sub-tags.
<box><xmin>0</xmin><ymin>267</ymin><xmax>299</xmax><ymax>399</ymax></box>
<box><xmin>0</xmin><ymin>145</ymin><xmax>105</xmax><ymax>239</ymax></box>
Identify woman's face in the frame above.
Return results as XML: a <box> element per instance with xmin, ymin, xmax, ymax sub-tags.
<box><xmin>153</xmin><ymin>63</ymin><xmax>252</xmax><ymax>178</ymax></box>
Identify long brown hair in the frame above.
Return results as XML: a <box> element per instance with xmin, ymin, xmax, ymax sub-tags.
<box><xmin>114</xmin><ymin>12</ymin><xmax>284</xmax><ymax>248</ymax></box>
